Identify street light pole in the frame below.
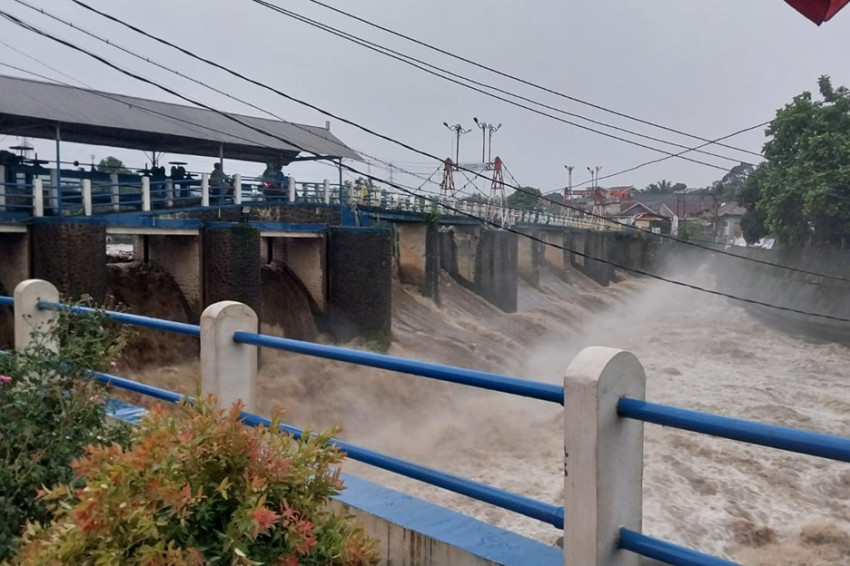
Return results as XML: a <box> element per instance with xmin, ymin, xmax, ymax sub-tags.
<box><xmin>473</xmin><ymin>117</ymin><xmax>502</xmax><ymax>165</ymax></box>
<box><xmin>564</xmin><ymin>165</ymin><xmax>574</xmax><ymax>204</ymax></box>
<box><xmin>443</xmin><ymin>122</ymin><xmax>470</xmax><ymax>166</ymax></box>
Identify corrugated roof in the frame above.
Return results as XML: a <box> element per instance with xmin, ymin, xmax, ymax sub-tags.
<box><xmin>0</xmin><ymin>74</ymin><xmax>360</xmax><ymax>164</ymax></box>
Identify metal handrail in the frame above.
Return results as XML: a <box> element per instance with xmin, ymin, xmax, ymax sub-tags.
<box><xmin>232</xmin><ymin>331</ymin><xmax>564</xmax><ymax>404</ymax></box>
<box><xmin>618</xmin><ymin>397</ymin><xmax>850</xmax><ymax>462</ymax></box>
<box><xmin>618</xmin><ymin>529</ymin><xmax>738</xmax><ymax>566</ymax></box>
<box><xmin>89</xmin><ymin>370</ymin><xmax>564</xmax><ymax>528</ymax></box>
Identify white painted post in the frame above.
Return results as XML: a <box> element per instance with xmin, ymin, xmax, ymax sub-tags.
<box><xmin>201</xmin><ymin>173</ymin><xmax>210</xmax><ymax>207</ymax></box>
<box><xmin>288</xmin><ymin>176</ymin><xmax>296</xmax><ymax>202</ymax></box>
<box><xmin>14</xmin><ymin>279</ymin><xmax>59</xmax><ymax>353</ymax></box>
<box><xmin>200</xmin><ymin>301</ymin><xmax>258</xmax><ymax>412</ymax></box>
<box><xmin>110</xmin><ymin>173</ymin><xmax>120</xmax><ymax>212</ymax></box>
<box><xmin>48</xmin><ymin>169</ymin><xmax>59</xmax><ymax>212</ymax></box>
<box><xmin>33</xmin><ymin>178</ymin><xmax>44</xmax><ymax>217</ymax></box>
<box><xmin>165</xmin><ymin>179</ymin><xmax>174</xmax><ymax>207</ymax></box>
<box><xmin>141</xmin><ymin>176</ymin><xmax>151</xmax><ymax>212</ymax></box>
<box><xmin>234</xmin><ymin>173</ymin><xmax>242</xmax><ymax>204</ymax></box>
<box><xmin>563</xmin><ymin>347</ymin><xmax>645</xmax><ymax>566</ymax></box>
<box><xmin>323</xmin><ymin>179</ymin><xmax>330</xmax><ymax>204</ymax></box>
<box><xmin>82</xmin><ymin>179</ymin><xmax>92</xmax><ymax>216</ymax></box>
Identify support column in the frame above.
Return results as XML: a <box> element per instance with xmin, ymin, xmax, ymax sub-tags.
<box><xmin>29</xmin><ymin>218</ymin><xmax>107</xmax><ymax>301</ymax></box>
<box><xmin>202</xmin><ymin>224</ymin><xmax>261</xmax><ymax>315</ymax></box>
<box><xmin>517</xmin><ymin>228</ymin><xmax>543</xmax><ymax>288</ymax></box>
<box><xmin>14</xmin><ymin>279</ymin><xmax>59</xmax><ymax>352</ymax></box>
<box><xmin>474</xmin><ymin>229</ymin><xmax>518</xmax><ymax>313</ymax></box>
<box><xmin>564</xmin><ymin>347</ymin><xmax>645</xmax><ymax>566</ymax></box>
<box><xmin>326</xmin><ymin>227</ymin><xmax>391</xmax><ymax>343</ymax></box>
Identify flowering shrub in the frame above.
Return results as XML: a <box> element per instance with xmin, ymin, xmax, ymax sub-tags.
<box><xmin>0</xmin><ymin>302</ymin><xmax>133</xmax><ymax>560</ymax></box>
<box><xmin>15</xmin><ymin>396</ymin><xmax>379</xmax><ymax>565</ymax></box>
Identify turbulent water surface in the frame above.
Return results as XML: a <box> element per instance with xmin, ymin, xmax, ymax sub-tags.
<box><xmin>126</xmin><ymin>261</ymin><xmax>850</xmax><ymax>565</ymax></box>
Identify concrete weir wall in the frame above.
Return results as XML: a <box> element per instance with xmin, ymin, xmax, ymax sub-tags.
<box><xmin>263</xmin><ymin>235</ymin><xmax>327</xmax><ymax>312</ymax></box>
<box><xmin>395</xmin><ymin>222</ymin><xmax>440</xmax><ymax>301</ymax></box>
<box><xmin>202</xmin><ymin>224</ymin><xmax>262</xmax><ymax>314</ymax></box>
<box><xmin>441</xmin><ymin>226</ymin><xmax>518</xmax><ymax>313</ymax></box>
<box><xmin>30</xmin><ymin>219</ymin><xmax>108</xmax><ymax>301</ymax></box>
<box><xmin>326</xmin><ymin>227</ymin><xmax>392</xmax><ymax>342</ymax></box>
<box><xmin>517</xmin><ymin>228</ymin><xmax>544</xmax><ymax>287</ymax></box>
<box><xmin>0</xmin><ymin>231</ymin><xmax>28</xmax><ymax>298</ymax></box>
<box><xmin>136</xmin><ymin>234</ymin><xmax>202</xmax><ymax>313</ymax></box>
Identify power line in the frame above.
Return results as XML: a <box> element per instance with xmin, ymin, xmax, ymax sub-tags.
<box><xmin>7</xmin><ymin>5</ymin><xmax>850</xmax><ymax>285</ymax></box>
<box><xmin>248</xmin><ymin>0</ymin><xmax>746</xmax><ymax>168</ymax></box>
<box><xmin>65</xmin><ymin>0</ymin><xmax>730</xmax><ymax>175</ymax></box>
<box><xmin>4</xmin><ymin>13</ymin><xmax>849</xmax><ymax>323</ymax></box>
<box><xmin>300</xmin><ymin>0</ymin><xmax>765</xmax><ymax>160</ymax></box>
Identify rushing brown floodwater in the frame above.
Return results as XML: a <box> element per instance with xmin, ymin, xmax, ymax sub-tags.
<box><xmin>124</xmin><ymin>261</ymin><xmax>850</xmax><ymax>565</ymax></box>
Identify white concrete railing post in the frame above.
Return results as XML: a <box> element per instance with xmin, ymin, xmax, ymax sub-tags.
<box><xmin>323</xmin><ymin>178</ymin><xmax>330</xmax><ymax>204</ymax></box>
<box><xmin>165</xmin><ymin>179</ymin><xmax>174</xmax><ymax>207</ymax></box>
<box><xmin>200</xmin><ymin>301</ymin><xmax>258</xmax><ymax>412</ymax></box>
<box><xmin>32</xmin><ymin>178</ymin><xmax>44</xmax><ymax>217</ymax></box>
<box><xmin>48</xmin><ymin>169</ymin><xmax>58</xmax><ymax>212</ymax></box>
<box><xmin>233</xmin><ymin>173</ymin><xmax>242</xmax><ymax>205</ymax></box>
<box><xmin>110</xmin><ymin>173</ymin><xmax>120</xmax><ymax>212</ymax></box>
<box><xmin>82</xmin><ymin>179</ymin><xmax>92</xmax><ymax>216</ymax></box>
<box><xmin>288</xmin><ymin>176</ymin><xmax>296</xmax><ymax>202</ymax></box>
<box><xmin>563</xmin><ymin>347</ymin><xmax>645</xmax><ymax>566</ymax></box>
<box><xmin>13</xmin><ymin>279</ymin><xmax>59</xmax><ymax>353</ymax></box>
<box><xmin>141</xmin><ymin>176</ymin><xmax>151</xmax><ymax>212</ymax></box>
<box><xmin>201</xmin><ymin>173</ymin><xmax>210</xmax><ymax>207</ymax></box>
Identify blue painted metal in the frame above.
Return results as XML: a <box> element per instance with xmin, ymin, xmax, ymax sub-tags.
<box><xmin>232</xmin><ymin>331</ymin><xmax>564</xmax><ymax>404</ymax></box>
<box><xmin>618</xmin><ymin>529</ymin><xmax>740</xmax><ymax>566</ymax></box>
<box><xmin>618</xmin><ymin>397</ymin><xmax>850</xmax><ymax>463</ymax></box>
<box><xmin>338</xmin><ymin>474</ymin><xmax>563</xmax><ymax>565</ymax></box>
<box><xmin>104</xmin><ymin>397</ymin><xmax>149</xmax><ymax>425</ymax></box>
<box><xmin>38</xmin><ymin>302</ymin><xmax>201</xmax><ymax>337</ymax></box>
<box><xmin>0</xmin><ymin>296</ymin><xmax>12</xmax><ymax>306</ymax></box>
<box><xmin>92</xmin><ymin>370</ymin><xmax>564</xmax><ymax>528</ymax></box>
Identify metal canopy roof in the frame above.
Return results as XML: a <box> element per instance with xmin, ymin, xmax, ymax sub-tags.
<box><xmin>0</xmin><ymin>74</ymin><xmax>360</xmax><ymax>164</ymax></box>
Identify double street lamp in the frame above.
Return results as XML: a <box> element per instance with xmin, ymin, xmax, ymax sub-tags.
<box><xmin>473</xmin><ymin>117</ymin><xmax>502</xmax><ymax>164</ymax></box>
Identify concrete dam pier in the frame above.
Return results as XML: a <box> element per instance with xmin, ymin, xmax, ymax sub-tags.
<box><xmin>0</xmin><ymin>204</ymin><xmax>654</xmax><ymax>348</ymax></box>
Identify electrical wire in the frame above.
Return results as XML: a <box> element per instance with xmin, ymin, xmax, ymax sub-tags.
<box><xmin>247</xmin><ymin>0</ymin><xmax>746</xmax><ymax>167</ymax></box>
<box><xmin>300</xmin><ymin>0</ymin><xmax>765</xmax><ymax>159</ymax></box>
<box><xmin>65</xmin><ymin>0</ymin><xmax>730</xmax><ymax>174</ymax></box>
<box><xmin>4</xmin><ymin>15</ymin><xmax>849</xmax><ymax>322</ymax></box>
<box><xmin>6</xmin><ymin>6</ymin><xmax>850</xmax><ymax>285</ymax></box>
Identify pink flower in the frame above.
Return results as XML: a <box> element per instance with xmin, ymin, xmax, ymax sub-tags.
<box><xmin>109</xmin><ymin>361</ymin><xmax>118</xmax><ymax>369</ymax></box>
<box><xmin>0</xmin><ymin>375</ymin><xmax>11</xmax><ymax>384</ymax></box>
<box><xmin>89</xmin><ymin>395</ymin><xmax>106</xmax><ymax>405</ymax></box>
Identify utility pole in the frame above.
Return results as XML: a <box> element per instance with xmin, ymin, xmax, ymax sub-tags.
<box><xmin>473</xmin><ymin>117</ymin><xmax>502</xmax><ymax>165</ymax></box>
<box><xmin>587</xmin><ymin>166</ymin><xmax>602</xmax><ymax>205</ymax></box>
<box><xmin>443</xmin><ymin>122</ymin><xmax>470</xmax><ymax>166</ymax></box>
<box><xmin>564</xmin><ymin>165</ymin><xmax>574</xmax><ymax>205</ymax></box>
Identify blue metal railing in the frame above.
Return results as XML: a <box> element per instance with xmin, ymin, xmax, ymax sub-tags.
<box><xmin>232</xmin><ymin>332</ymin><xmax>564</xmax><ymax>404</ymax></box>
<box><xmin>618</xmin><ymin>529</ymin><xmax>739</xmax><ymax>566</ymax></box>
<box><xmin>86</xmin><ymin>368</ymin><xmax>563</xmax><ymax>528</ymax></box>
<box><xmin>31</xmin><ymin>299</ymin><xmax>564</xmax><ymax>529</ymax></box>
<box><xmin>6</xmin><ymin>294</ymin><xmax>850</xmax><ymax>565</ymax></box>
<box><xmin>618</xmin><ymin>398</ymin><xmax>850</xmax><ymax>463</ymax></box>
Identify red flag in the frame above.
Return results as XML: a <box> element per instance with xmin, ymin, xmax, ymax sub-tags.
<box><xmin>785</xmin><ymin>0</ymin><xmax>850</xmax><ymax>24</ymax></box>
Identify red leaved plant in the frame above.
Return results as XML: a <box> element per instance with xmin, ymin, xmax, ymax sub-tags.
<box><xmin>13</xmin><ymin>396</ymin><xmax>379</xmax><ymax>565</ymax></box>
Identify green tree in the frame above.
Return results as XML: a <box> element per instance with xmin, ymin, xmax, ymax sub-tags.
<box><xmin>711</xmin><ymin>163</ymin><xmax>755</xmax><ymax>202</ymax></box>
<box><xmin>643</xmin><ymin>180</ymin><xmax>674</xmax><ymax>193</ymax></box>
<box><xmin>95</xmin><ymin>156</ymin><xmax>132</xmax><ymax>175</ymax></box>
<box><xmin>505</xmin><ymin>186</ymin><xmax>542</xmax><ymax>209</ymax></box>
<box><xmin>744</xmin><ymin>76</ymin><xmax>850</xmax><ymax>246</ymax></box>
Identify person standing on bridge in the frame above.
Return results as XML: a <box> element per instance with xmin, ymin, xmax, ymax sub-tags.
<box><xmin>209</xmin><ymin>162</ymin><xmax>234</xmax><ymax>200</ymax></box>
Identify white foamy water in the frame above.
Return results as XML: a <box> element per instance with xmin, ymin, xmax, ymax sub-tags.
<box><xmin>130</xmin><ymin>263</ymin><xmax>850</xmax><ymax>564</ymax></box>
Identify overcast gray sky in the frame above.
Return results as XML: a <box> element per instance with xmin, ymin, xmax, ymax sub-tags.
<box><xmin>1</xmin><ymin>0</ymin><xmax>849</xmax><ymax>196</ymax></box>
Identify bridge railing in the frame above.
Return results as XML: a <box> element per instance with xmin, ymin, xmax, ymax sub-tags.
<box><xmin>7</xmin><ymin>280</ymin><xmax>850</xmax><ymax>564</ymax></box>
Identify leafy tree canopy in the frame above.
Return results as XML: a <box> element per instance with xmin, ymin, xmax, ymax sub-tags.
<box><xmin>743</xmin><ymin>76</ymin><xmax>850</xmax><ymax>246</ymax></box>
<box><xmin>505</xmin><ymin>186</ymin><xmax>542</xmax><ymax>209</ymax></box>
<box><xmin>95</xmin><ymin>156</ymin><xmax>132</xmax><ymax>175</ymax></box>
